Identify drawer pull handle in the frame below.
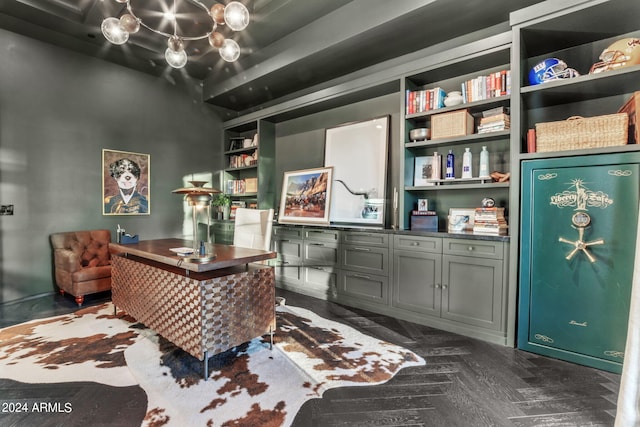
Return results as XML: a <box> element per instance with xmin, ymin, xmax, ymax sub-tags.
<box><xmin>435</xmin><ymin>284</ymin><xmax>441</xmax><ymax>289</ymax></box>
<box><xmin>353</xmin><ymin>273</ymin><xmax>371</xmax><ymax>279</ymax></box>
<box><xmin>309</xmin><ymin>243</ymin><xmax>325</xmax><ymax>246</ymax></box>
<box><xmin>468</xmin><ymin>246</ymin><xmax>474</xmax><ymax>251</ymax></box>
<box><xmin>353</xmin><ymin>247</ymin><xmax>371</xmax><ymax>252</ymax></box>
<box><xmin>410</xmin><ymin>242</ymin><xmax>419</xmax><ymax>246</ymax></box>
<box><xmin>442</xmin><ymin>284</ymin><xmax>448</xmax><ymax>289</ymax></box>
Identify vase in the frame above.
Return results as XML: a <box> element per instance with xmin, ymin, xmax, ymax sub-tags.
<box><xmin>444</xmin><ymin>91</ymin><xmax>463</xmax><ymax>107</ymax></box>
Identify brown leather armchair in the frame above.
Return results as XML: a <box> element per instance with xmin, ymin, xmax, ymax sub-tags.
<box><xmin>50</xmin><ymin>229</ymin><xmax>112</xmax><ymax>306</ymax></box>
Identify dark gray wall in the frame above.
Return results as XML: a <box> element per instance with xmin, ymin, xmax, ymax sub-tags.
<box><xmin>274</xmin><ymin>93</ymin><xmax>400</xmax><ymax>227</ymax></box>
<box><xmin>0</xmin><ymin>29</ymin><xmax>224</xmax><ymax>302</ymax></box>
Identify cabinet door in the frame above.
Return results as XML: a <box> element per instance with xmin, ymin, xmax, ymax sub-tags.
<box><xmin>519</xmin><ymin>155</ymin><xmax>640</xmax><ymax>372</ymax></box>
<box><xmin>441</xmin><ymin>255</ymin><xmax>503</xmax><ymax>331</ymax></box>
<box><xmin>392</xmin><ymin>249</ymin><xmax>441</xmax><ymax>316</ymax></box>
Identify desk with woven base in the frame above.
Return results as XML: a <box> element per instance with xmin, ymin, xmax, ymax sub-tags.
<box><xmin>109</xmin><ymin>239</ymin><xmax>277</xmax><ymax>378</ymax></box>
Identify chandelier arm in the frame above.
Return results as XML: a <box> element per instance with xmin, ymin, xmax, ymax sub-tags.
<box><xmin>125</xmin><ymin>0</ymin><xmax>217</xmax><ymax>41</ymax></box>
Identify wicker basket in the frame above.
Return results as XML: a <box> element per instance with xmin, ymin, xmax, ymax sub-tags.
<box><xmin>535</xmin><ymin>113</ymin><xmax>628</xmax><ymax>152</ymax></box>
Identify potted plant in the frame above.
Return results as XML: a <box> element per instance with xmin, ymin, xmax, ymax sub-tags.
<box><xmin>212</xmin><ymin>193</ymin><xmax>231</xmax><ymax>220</ymax></box>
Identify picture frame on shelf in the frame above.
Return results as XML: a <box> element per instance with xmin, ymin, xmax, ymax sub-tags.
<box><xmin>414</xmin><ymin>156</ymin><xmax>435</xmax><ymax>187</ymax></box>
<box><xmin>102</xmin><ymin>149</ymin><xmax>150</xmax><ymax>215</ymax></box>
<box><xmin>229</xmin><ymin>138</ymin><xmax>245</xmax><ymax>151</ymax></box>
<box><xmin>417</xmin><ymin>198</ymin><xmax>429</xmax><ymax>211</ymax></box>
<box><xmin>278</xmin><ymin>167</ymin><xmax>333</xmax><ymax>225</ymax></box>
<box><xmin>447</xmin><ymin>208</ymin><xmax>476</xmax><ymax>233</ymax></box>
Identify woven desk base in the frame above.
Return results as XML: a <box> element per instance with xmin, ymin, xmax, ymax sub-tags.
<box><xmin>111</xmin><ymin>255</ymin><xmax>275</xmax><ymax>363</ymax></box>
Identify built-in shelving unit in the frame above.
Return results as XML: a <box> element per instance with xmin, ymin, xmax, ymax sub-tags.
<box><xmin>222</xmin><ymin>119</ymin><xmax>276</xmax><ymax>210</ymax></box>
<box><xmin>400</xmin><ymin>37</ymin><xmax>512</xmax><ymax>232</ymax></box>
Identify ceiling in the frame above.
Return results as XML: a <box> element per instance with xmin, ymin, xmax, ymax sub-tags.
<box><xmin>0</xmin><ymin>0</ymin><xmax>545</xmax><ymax>115</ymax></box>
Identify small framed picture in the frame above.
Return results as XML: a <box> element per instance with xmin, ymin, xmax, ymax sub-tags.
<box><xmin>414</xmin><ymin>156</ymin><xmax>434</xmax><ymax>187</ymax></box>
<box><xmin>417</xmin><ymin>199</ymin><xmax>429</xmax><ymax>211</ymax></box>
<box><xmin>447</xmin><ymin>208</ymin><xmax>476</xmax><ymax>233</ymax></box>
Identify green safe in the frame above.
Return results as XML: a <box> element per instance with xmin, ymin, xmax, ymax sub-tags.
<box><xmin>519</xmin><ymin>153</ymin><xmax>640</xmax><ymax>373</ymax></box>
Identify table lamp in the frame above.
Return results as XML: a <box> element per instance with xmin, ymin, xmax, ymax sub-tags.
<box><xmin>172</xmin><ymin>180</ymin><xmax>220</xmax><ymax>262</ymax></box>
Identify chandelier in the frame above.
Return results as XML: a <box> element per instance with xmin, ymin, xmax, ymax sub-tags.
<box><xmin>101</xmin><ymin>0</ymin><xmax>250</xmax><ymax>69</ymax></box>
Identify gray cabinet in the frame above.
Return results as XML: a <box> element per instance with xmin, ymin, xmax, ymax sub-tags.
<box><xmin>339</xmin><ymin>232</ymin><xmax>390</xmax><ymax>307</ymax></box>
<box><xmin>302</xmin><ymin>229</ymin><xmax>339</xmax><ymax>298</ymax></box>
<box><xmin>272</xmin><ymin>226</ymin><xmax>339</xmax><ymax>299</ymax></box>
<box><xmin>273</xmin><ymin>225</ymin><xmax>509</xmax><ymax>345</ymax></box>
<box><xmin>271</xmin><ymin>226</ymin><xmax>303</xmax><ymax>288</ymax></box>
<box><xmin>393</xmin><ymin>235</ymin><xmax>508</xmax><ymax>340</ymax></box>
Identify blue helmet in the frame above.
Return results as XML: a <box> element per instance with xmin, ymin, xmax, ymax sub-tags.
<box><xmin>528</xmin><ymin>58</ymin><xmax>580</xmax><ymax>85</ymax></box>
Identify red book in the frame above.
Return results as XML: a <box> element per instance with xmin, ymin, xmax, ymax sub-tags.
<box><xmin>527</xmin><ymin>129</ymin><xmax>536</xmax><ymax>153</ymax></box>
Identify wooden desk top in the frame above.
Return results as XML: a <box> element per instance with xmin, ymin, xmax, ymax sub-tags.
<box><xmin>109</xmin><ymin>238</ymin><xmax>276</xmax><ymax>273</ymax></box>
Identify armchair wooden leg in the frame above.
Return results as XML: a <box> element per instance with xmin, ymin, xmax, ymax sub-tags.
<box><xmin>74</xmin><ymin>295</ymin><xmax>84</xmax><ymax>306</ymax></box>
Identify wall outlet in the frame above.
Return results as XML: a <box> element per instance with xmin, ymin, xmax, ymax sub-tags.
<box><xmin>0</xmin><ymin>205</ymin><xmax>14</xmax><ymax>215</ymax></box>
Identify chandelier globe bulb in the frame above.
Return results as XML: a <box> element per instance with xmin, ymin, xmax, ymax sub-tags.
<box><xmin>165</xmin><ymin>47</ymin><xmax>188</xmax><ymax>68</ymax></box>
<box><xmin>219</xmin><ymin>39</ymin><xmax>240</xmax><ymax>62</ymax></box>
<box><xmin>101</xmin><ymin>17</ymin><xmax>129</xmax><ymax>45</ymax></box>
<box><xmin>224</xmin><ymin>2</ymin><xmax>250</xmax><ymax>31</ymax></box>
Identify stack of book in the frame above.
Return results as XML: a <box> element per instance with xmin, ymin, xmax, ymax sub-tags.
<box><xmin>405</xmin><ymin>87</ymin><xmax>447</xmax><ymax>115</ymax></box>
<box><xmin>461</xmin><ymin>69</ymin><xmax>511</xmax><ymax>103</ymax></box>
<box><xmin>473</xmin><ymin>207</ymin><xmax>508</xmax><ymax>235</ymax></box>
<box><xmin>477</xmin><ymin>107</ymin><xmax>510</xmax><ymax>134</ymax></box>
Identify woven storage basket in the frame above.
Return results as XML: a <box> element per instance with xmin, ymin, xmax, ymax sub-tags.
<box><xmin>535</xmin><ymin>113</ymin><xmax>628</xmax><ymax>152</ymax></box>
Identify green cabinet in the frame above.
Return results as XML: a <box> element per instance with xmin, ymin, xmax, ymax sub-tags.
<box><xmin>519</xmin><ymin>153</ymin><xmax>640</xmax><ymax>373</ymax></box>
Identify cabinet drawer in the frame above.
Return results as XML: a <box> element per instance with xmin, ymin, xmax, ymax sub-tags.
<box><xmin>342</xmin><ymin>231</ymin><xmax>389</xmax><ymax>247</ymax></box>
<box><xmin>303</xmin><ymin>241</ymin><xmax>339</xmax><ymax>266</ymax></box>
<box><xmin>393</xmin><ymin>234</ymin><xmax>442</xmax><ymax>253</ymax></box>
<box><xmin>341</xmin><ymin>245</ymin><xmax>389</xmax><ymax>276</ymax></box>
<box><xmin>339</xmin><ymin>270</ymin><xmax>389</xmax><ymax>305</ymax></box>
<box><xmin>274</xmin><ymin>264</ymin><xmax>302</xmax><ymax>284</ymax></box>
<box><xmin>273</xmin><ymin>226</ymin><xmax>303</xmax><ymax>240</ymax></box>
<box><xmin>303</xmin><ymin>266</ymin><xmax>338</xmax><ymax>298</ymax></box>
<box><xmin>272</xmin><ymin>239</ymin><xmax>303</xmax><ymax>262</ymax></box>
<box><xmin>443</xmin><ymin>238</ymin><xmax>504</xmax><ymax>259</ymax></box>
<box><xmin>304</xmin><ymin>228</ymin><xmax>340</xmax><ymax>243</ymax></box>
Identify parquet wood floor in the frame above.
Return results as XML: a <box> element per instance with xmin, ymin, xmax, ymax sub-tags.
<box><xmin>0</xmin><ymin>289</ymin><xmax>620</xmax><ymax>426</ymax></box>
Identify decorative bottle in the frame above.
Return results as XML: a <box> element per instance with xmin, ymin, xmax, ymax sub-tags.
<box><xmin>445</xmin><ymin>150</ymin><xmax>455</xmax><ymax>179</ymax></box>
<box><xmin>479</xmin><ymin>146</ymin><xmax>490</xmax><ymax>178</ymax></box>
<box><xmin>462</xmin><ymin>147</ymin><xmax>472</xmax><ymax>179</ymax></box>
<box><xmin>432</xmin><ymin>152</ymin><xmax>442</xmax><ymax>180</ymax></box>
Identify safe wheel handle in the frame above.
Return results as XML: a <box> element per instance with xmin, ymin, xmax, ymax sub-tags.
<box><xmin>558</xmin><ymin>213</ymin><xmax>604</xmax><ymax>263</ymax></box>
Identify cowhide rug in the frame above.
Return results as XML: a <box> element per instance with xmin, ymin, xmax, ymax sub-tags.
<box><xmin>0</xmin><ymin>302</ymin><xmax>424</xmax><ymax>426</ymax></box>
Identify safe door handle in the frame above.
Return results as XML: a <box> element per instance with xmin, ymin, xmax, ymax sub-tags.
<box><xmin>558</xmin><ymin>226</ymin><xmax>604</xmax><ymax>263</ymax></box>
